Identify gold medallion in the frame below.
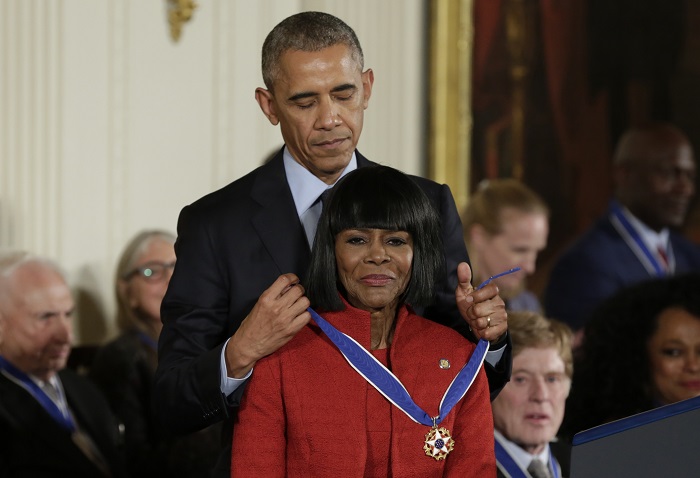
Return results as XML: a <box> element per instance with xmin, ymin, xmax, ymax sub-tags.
<box><xmin>423</xmin><ymin>426</ymin><xmax>454</xmax><ymax>460</ymax></box>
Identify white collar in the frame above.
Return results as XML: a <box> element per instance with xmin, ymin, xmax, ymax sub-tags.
<box><xmin>29</xmin><ymin>373</ymin><xmax>61</xmax><ymax>391</ymax></box>
<box><xmin>619</xmin><ymin>205</ymin><xmax>670</xmax><ymax>251</ymax></box>
<box><xmin>495</xmin><ymin>430</ymin><xmax>551</xmax><ymax>470</ymax></box>
<box><xmin>283</xmin><ymin>147</ymin><xmax>357</xmax><ymax>217</ymax></box>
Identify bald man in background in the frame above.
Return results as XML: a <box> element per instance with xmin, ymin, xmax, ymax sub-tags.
<box><xmin>0</xmin><ymin>253</ymin><xmax>126</xmax><ymax>477</ymax></box>
<box><xmin>544</xmin><ymin>122</ymin><xmax>700</xmax><ymax>335</ymax></box>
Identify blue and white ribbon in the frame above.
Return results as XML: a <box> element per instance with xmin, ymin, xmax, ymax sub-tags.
<box><xmin>609</xmin><ymin>200</ymin><xmax>668</xmax><ymax>277</ymax></box>
<box><xmin>495</xmin><ymin>439</ymin><xmax>560</xmax><ymax>478</ymax></box>
<box><xmin>307</xmin><ymin>307</ymin><xmax>489</xmax><ymax>427</ymax></box>
<box><xmin>0</xmin><ymin>355</ymin><xmax>76</xmax><ymax>432</ymax></box>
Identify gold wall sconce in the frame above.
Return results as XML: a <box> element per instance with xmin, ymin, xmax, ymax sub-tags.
<box><xmin>167</xmin><ymin>0</ymin><xmax>197</xmax><ymax>42</ymax></box>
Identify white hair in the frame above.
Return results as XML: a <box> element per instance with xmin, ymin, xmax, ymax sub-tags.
<box><xmin>0</xmin><ymin>252</ymin><xmax>68</xmax><ymax>302</ymax></box>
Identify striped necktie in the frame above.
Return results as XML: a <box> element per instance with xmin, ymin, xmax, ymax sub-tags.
<box><xmin>528</xmin><ymin>458</ymin><xmax>551</xmax><ymax>478</ymax></box>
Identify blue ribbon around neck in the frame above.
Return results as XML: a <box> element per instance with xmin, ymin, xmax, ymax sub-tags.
<box><xmin>0</xmin><ymin>355</ymin><xmax>76</xmax><ymax>432</ymax></box>
<box><xmin>495</xmin><ymin>439</ymin><xmax>560</xmax><ymax>478</ymax></box>
<box><xmin>307</xmin><ymin>307</ymin><xmax>488</xmax><ymax>427</ymax></box>
<box><xmin>136</xmin><ymin>331</ymin><xmax>158</xmax><ymax>351</ymax></box>
<box><xmin>609</xmin><ymin>201</ymin><xmax>667</xmax><ymax>277</ymax></box>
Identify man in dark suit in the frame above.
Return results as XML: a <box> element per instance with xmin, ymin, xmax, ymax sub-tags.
<box><xmin>0</xmin><ymin>253</ymin><xmax>126</xmax><ymax>478</ymax></box>
<box><xmin>545</xmin><ymin>122</ymin><xmax>700</xmax><ymax>335</ymax></box>
<box><xmin>155</xmin><ymin>11</ymin><xmax>511</xmax><ymax>476</ymax></box>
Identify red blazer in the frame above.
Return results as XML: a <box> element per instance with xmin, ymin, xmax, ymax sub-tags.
<box><xmin>231</xmin><ymin>303</ymin><xmax>496</xmax><ymax>477</ymax></box>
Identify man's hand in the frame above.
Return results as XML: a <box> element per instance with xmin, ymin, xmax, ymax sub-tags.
<box><xmin>225</xmin><ymin>274</ymin><xmax>310</xmax><ymax>378</ymax></box>
<box><xmin>455</xmin><ymin>262</ymin><xmax>508</xmax><ymax>343</ymax></box>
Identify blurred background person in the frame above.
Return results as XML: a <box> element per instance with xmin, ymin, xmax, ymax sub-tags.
<box><xmin>89</xmin><ymin>230</ymin><xmax>219</xmax><ymax>478</ymax></box>
<box><xmin>545</xmin><ymin>122</ymin><xmax>700</xmax><ymax>334</ymax></box>
<box><xmin>462</xmin><ymin>178</ymin><xmax>549</xmax><ymax>313</ymax></box>
<box><xmin>0</xmin><ymin>252</ymin><xmax>126</xmax><ymax>477</ymax></box>
<box><xmin>560</xmin><ymin>273</ymin><xmax>700</xmax><ymax>441</ymax></box>
<box><xmin>493</xmin><ymin>311</ymin><xmax>573</xmax><ymax>478</ymax></box>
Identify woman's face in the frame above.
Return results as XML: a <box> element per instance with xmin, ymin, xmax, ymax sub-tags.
<box><xmin>124</xmin><ymin>238</ymin><xmax>176</xmax><ymax>324</ymax></box>
<box><xmin>647</xmin><ymin>307</ymin><xmax>700</xmax><ymax>405</ymax></box>
<box><xmin>335</xmin><ymin>228</ymin><xmax>413</xmax><ymax>313</ymax></box>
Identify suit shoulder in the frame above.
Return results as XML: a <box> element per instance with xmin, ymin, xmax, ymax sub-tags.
<box><xmin>671</xmin><ymin>231</ymin><xmax>700</xmax><ymax>251</ymax></box>
<box><xmin>59</xmin><ymin>368</ymin><xmax>103</xmax><ymax>395</ymax></box>
<box><xmin>90</xmin><ymin>333</ymin><xmax>150</xmax><ymax>375</ymax></box>
<box><xmin>185</xmin><ymin>166</ymin><xmax>265</xmax><ymax>213</ymax></box>
<box><xmin>406</xmin><ymin>174</ymin><xmax>444</xmax><ymax>193</ymax></box>
<box><xmin>553</xmin><ymin>216</ymin><xmax>619</xmax><ymax>263</ymax></box>
<box><xmin>670</xmin><ymin>232</ymin><xmax>700</xmax><ymax>264</ymax></box>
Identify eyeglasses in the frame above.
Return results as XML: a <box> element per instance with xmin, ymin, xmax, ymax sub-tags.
<box><xmin>123</xmin><ymin>261</ymin><xmax>176</xmax><ymax>282</ymax></box>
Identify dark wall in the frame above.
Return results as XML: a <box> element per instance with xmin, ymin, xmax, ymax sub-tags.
<box><xmin>470</xmin><ymin>0</ymin><xmax>700</xmax><ymax>299</ymax></box>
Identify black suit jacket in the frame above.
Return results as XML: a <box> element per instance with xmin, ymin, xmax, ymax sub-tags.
<box><xmin>544</xmin><ymin>212</ymin><xmax>700</xmax><ymax>330</ymax></box>
<box><xmin>89</xmin><ymin>331</ymin><xmax>222</xmax><ymax>478</ymax></box>
<box><xmin>0</xmin><ymin>368</ymin><xmax>126</xmax><ymax>478</ymax></box>
<box><xmin>155</xmin><ymin>149</ymin><xmax>512</xmax><ymax>474</ymax></box>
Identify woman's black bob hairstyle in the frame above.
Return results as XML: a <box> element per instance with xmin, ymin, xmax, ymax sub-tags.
<box><xmin>560</xmin><ymin>272</ymin><xmax>700</xmax><ymax>439</ymax></box>
<box><xmin>305</xmin><ymin>165</ymin><xmax>444</xmax><ymax>311</ymax></box>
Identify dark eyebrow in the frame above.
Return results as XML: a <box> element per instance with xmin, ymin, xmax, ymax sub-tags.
<box><xmin>331</xmin><ymin>83</ymin><xmax>356</xmax><ymax>94</ymax></box>
<box><xmin>287</xmin><ymin>83</ymin><xmax>357</xmax><ymax>103</ymax></box>
<box><xmin>287</xmin><ymin>91</ymin><xmax>317</xmax><ymax>102</ymax></box>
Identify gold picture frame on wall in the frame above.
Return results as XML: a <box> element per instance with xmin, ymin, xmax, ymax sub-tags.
<box><xmin>428</xmin><ymin>0</ymin><xmax>473</xmax><ymax>212</ymax></box>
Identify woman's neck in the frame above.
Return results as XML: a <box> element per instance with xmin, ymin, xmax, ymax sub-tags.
<box><xmin>141</xmin><ymin>319</ymin><xmax>162</xmax><ymax>341</ymax></box>
<box><xmin>370</xmin><ymin>307</ymin><xmax>397</xmax><ymax>350</ymax></box>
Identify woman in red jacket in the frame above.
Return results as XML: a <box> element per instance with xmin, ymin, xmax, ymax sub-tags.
<box><xmin>231</xmin><ymin>166</ymin><xmax>496</xmax><ymax>477</ymax></box>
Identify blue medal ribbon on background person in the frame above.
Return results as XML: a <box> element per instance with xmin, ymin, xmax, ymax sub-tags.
<box><xmin>307</xmin><ymin>307</ymin><xmax>488</xmax><ymax>458</ymax></box>
<box><xmin>137</xmin><ymin>331</ymin><xmax>158</xmax><ymax>351</ymax></box>
<box><xmin>0</xmin><ymin>355</ymin><xmax>76</xmax><ymax>432</ymax></box>
<box><xmin>495</xmin><ymin>439</ymin><xmax>560</xmax><ymax>478</ymax></box>
<box><xmin>609</xmin><ymin>200</ymin><xmax>667</xmax><ymax>277</ymax></box>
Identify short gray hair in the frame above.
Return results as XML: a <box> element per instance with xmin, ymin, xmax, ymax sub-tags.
<box><xmin>0</xmin><ymin>251</ymin><xmax>32</xmax><ymax>279</ymax></box>
<box><xmin>261</xmin><ymin>11</ymin><xmax>364</xmax><ymax>90</ymax></box>
<box><xmin>0</xmin><ymin>252</ymin><xmax>67</xmax><ymax>304</ymax></box>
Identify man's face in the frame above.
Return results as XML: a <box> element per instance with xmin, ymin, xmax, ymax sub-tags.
<box><xmin>620</xmin><ymin>143</ymin><xmax>696</xmax><ymax>231</ymax></box>
<box><xmin>492</xmin><ymin>347</ymin><xmax>570</xmax><ymax>455</ymax></box>
<box><xmin>256</xmin><ymin>44</ymin><xmax>374</xmax><ymax>185</ymax></box>
<box><xmin>0</xmin><ymin>263</ymin><xmax>74</xmax><ymax>381</ymax></box>
<box><xmin>470</xmin><ymin>209</ymin><xmax>548</xmax><ymax>300</ymax></box>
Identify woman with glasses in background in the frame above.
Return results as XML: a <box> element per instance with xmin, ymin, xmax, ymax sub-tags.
<box><xmin>90</xmin><ymin>230</ymin><xmax>221</xmax><ymax>478</ymax></box>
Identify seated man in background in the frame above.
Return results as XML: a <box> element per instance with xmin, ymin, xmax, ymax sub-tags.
<box><xmin>0</xmin><ymin>252</ymin><xmax>126</xmax><ymax>478</ymax></box>
<box><xmin>545</xmin><ymin>122</ymin><xmax>700</xmax><ymax>334</ymax></box>
<box><xmin>492</xmin><ymin>311</ymin><xmax>573</xmax><ymax>478</ymax></box>
<box><xmin>462</xmin><ymin>178</ymin><xmax>549</xmax><ymax>313</ymax></box>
